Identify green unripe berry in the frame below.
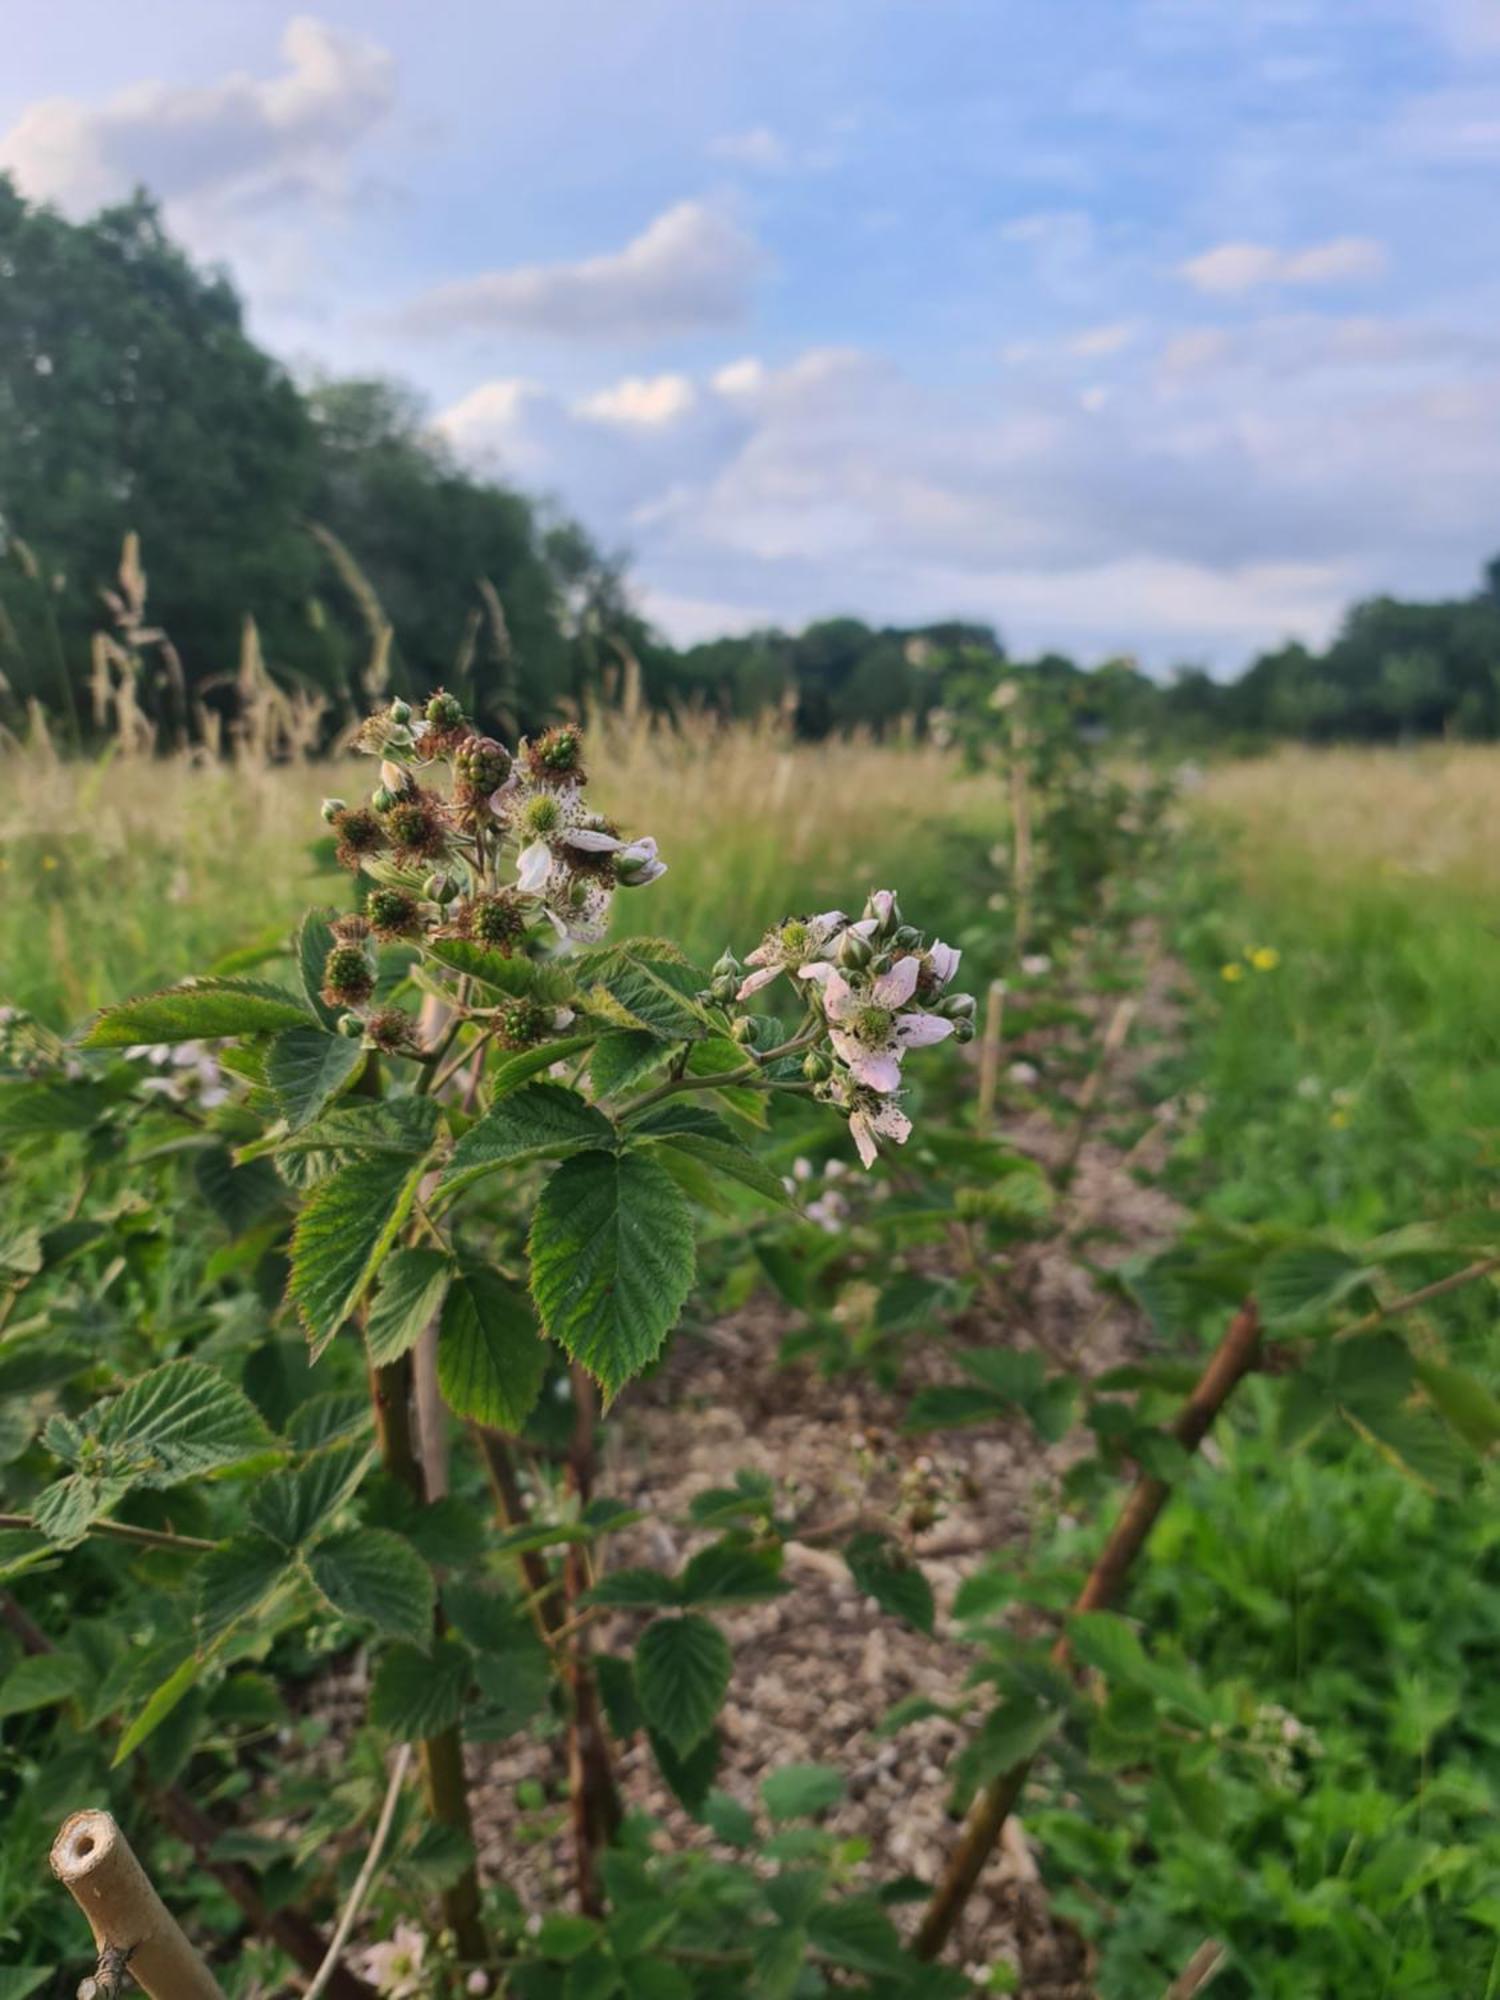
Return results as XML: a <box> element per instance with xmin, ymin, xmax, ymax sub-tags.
<box><xmin>372</xmin><ymin>785</ymin><xmax>396</xmax><ymax>814</ymax></box>
<box><xmin>321</xmin><ymin>797</ymin><xmax>346</xmax><ymax>824</ymax></box>
<box><xmin>322</xmin><ymin>941</ymin><xmax>375</xmax><ymax>1008</ymax></box>
<box><xmin>389</xmin><ymin>698</ymin><xmax>412</xmax><ymax>725</ymax></box>
<box><xmin>426</xmin><ymin>690</ymin><xmax>464</xmax><ymax>727</ymax></box>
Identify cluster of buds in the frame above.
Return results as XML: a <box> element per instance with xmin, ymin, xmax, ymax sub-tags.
<box><xmin>723</xmin><ymin>890</ymin><xmax>975</xmax><ymax>1169</ymax></box>
<box><xmin>311</xmin><ymin>692</ymin><xmax>665</xmax><ymax>1054</ymax></box>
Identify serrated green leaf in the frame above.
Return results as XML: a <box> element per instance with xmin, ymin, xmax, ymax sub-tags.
<box><xmin>195</xmin><ymin>1532</ymin><xmax>293</xmax><ymax>1647</ymax></box>
<box><xmin>63</xmin><ymin>1360</ymin><xmax>276</xmax><ymax>1495</ymax></box>
<box><xmin>249</xmin><ymin>1444</ymin><xmax>369</xmax><ymax>1548</ymax></box>
<box><xmin>964</xmin><ymin>1695</ymin><xmax>1058</xmax><ymax>1785</ymax></box>
<box><xmin>1414</xmin><ymin>1358</ymin><xmax>1500</xmax><ymax>1450</ymax></box>
<box><xmin>291</xmin><ymin>1152</ymin><xmax>432</xmax><ymax>1359</ymax></box>
<box><xmin>437</xmin><ymin>1269</ymin><xmax>548</xmax><ymax>1430</ymax></box>
<box><xmin>648</xmin><ymin>1725</ymin><xmax>721</xmax><ymax>1812</ymax></box>
<box><xmin>956</xmin><ymin>1348</ymin><xmax>1048</xmax><ymax>1401</ymax></box>
<box><xmin>680</xmin><ymin>1541</ymin><xmax>789</xmax><ymax>1608</ymax></box>
<box><xmin>844</xmin><ymin>1532</ymin><xmax>935</xmax><ymax>1635</ymax></box>
<box><xmin>580</xmin><ymin>948</ymin><xmax>711</xmax><ymax>1042</ymax></box>
<box><xmin>296</xmin><ymin>908</ymin><xmax>345</xmax><ymax>1029</ymax></box>
<box><xmin>306</xmin><ymin>1528</ymin><xmax>435</xmax><ymax>1642</ymax></box>
<box><xmin>590</xmin><ymin>1031</ymin><xmax>670</xmax><ymax>1098</ymax></box>
<box><xmin>287</xmin><ymin>1392</ymin><xmax>371</xmax><ymax>1452</ymax></box>
<box><xmin>634</xmin><ymin>1614</ymin><xmax>730</xmax><ymax>1755</ymax></box>
<box><xmin>277</xmin><ymin>1098</ymin><xmax>440</xmax><ymax>1159</ymax></box>
<box><xmin>194</xmin><ymin>1143</ymin><xmax>286</xmax><ymax>1236</ymax></box>
<box><xmin>368</xmin><ymin>1249</ymin><xmax>454</xmax><ymax>1368</ymax></box>
<box><xmin>701</xmin><ymin>1788</ymin><xmax>757</xmax><ymax>1845</ymax></box>
<box><xmin>1259</xmin><ymin>1244</ymin><xmax>1373</xmax><ymax>1326</ymax></box>
<box><xmin>0</xmin><ymin>1650</ymin><xmax>84</xmax><ymax>1718</ymax></box>
<box><xmin>1344</xmin><ymin>1403</ymin><xmax>1466</xmax><ymax>1494</ymax></box>
<box><xmin>85</xmin><ymin>978</ymin><xmax>312</xmax><ymax>1048</ymax></box>
<box><xmin>905</xmin><ymin>1383</ymin><xmax>1010</xmax><ymax>1430</ymax></box>
<box><xmin>485</xmin><ymin>1035</ymin><xmax>598</xmax><ymax>1098</ymax></box>
<box><xmin>529</xmin><ymin>1151</ymin><xmax>696</xmax><ymax>1398</ymax></box>
<box><xmin>585</xmin><ymin>1568</ymin><xmax>683</xmax><ymax>1609</ymax></box>
<box><xmin>370</xmin><ymin>1634</ymin><xmax>473</xmax><ymax>1738</ymax></box>
<box><xmin>426</xmin><ymin>937</ymin><xmax>575</xmax><ymax>1004</ymax></box>
<box><xmin>1068</xmin><ymin>1611</ymin><xmax>1152</xmax><ymax>1684</ymax></box>
<box><xmin>646</xmin><ymin>1133</ymin><xmax>791</xmax><ymax>1209</ymax></box>
<box><xmin>266</xmin><ymin>1025</ymin><xmax>366</xmax><ymax>1132</ymax></box>
<box><xmin>805</xmin><ymin>1897</ymin><xmax>909</xmax><ymax>1975</ymax></box>
<box><xmin>114</xmin><ymin>1651</ymin><xmax>204</xmax><ymax>1765</ymax></box>
<box><xmin>762</xmin><ymin>1762</ymin><xmax>845</xmax><ymax>1821</ymax></box>
<box><xmin>440</xmin><ymin>1082</ymin><xmax>614</xmax><ymax>1198</ymax></box>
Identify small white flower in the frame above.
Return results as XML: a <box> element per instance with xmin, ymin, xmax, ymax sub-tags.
<box><xmin>1020</xmin><ymin>953</ymin><xmax>1052</xmax><ymax>977</ymax></box>
<box><xmin>360</xmin><ymin>1922</ymin><xmax>427</xmax><ymax>2000</ymax></box>
<box><xmin>1007</xmin><ymin>1060</ymin><xmax>1039</xmax><ymax>1086</ymax></box>
<box><xmin>737</xmin><ymin>910</ymin><xmax>846</xmax><ymax>1000</ymax></box>
<box><xmin>849</xmin><ymin>1097</ymin><xmax>913</xmax><ymax>1170</ymax></box>
<box><xmin>801</xmin><ymin>960</ymin><xmax>952</xmax><ymax>1094</ymax></box>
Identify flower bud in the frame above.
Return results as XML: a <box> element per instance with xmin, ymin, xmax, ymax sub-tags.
<box><xmin>802</xmin><ymin>1049</ymin><xmax>833</xmax><ymax>1083</ymax></box>
<box><xmin>372</xmin><ymin>785</ymin><xmax>396</xmax><ymax>814</ymax></box>
<box><xmin>939</xmin><ymin>990</ymin><xmax>978</xmax><ymax>1020</ymax></box>
<box><xmin>337</xmin><ymin>1012</ymin><xmax>364</xmax><ymax>1038</ymax></box>
<box><xmin>389</xmin><ymin>698</ymin><xmax>412</xmax><ymax>725</ymax></box>
<box><xmin>862</xmin><ymin>890</ymin><xmax>901</xmax><ymax>938</ymax></box>
<box><xmin>320</xmin><ymin>797</ymin><xmax>346</xmax><ymax>824</ymax></box>
<box><xmin>894</xmin><ymin>925</ymin><xmax>923</xmax><ymax>949</ymax></box>
<box><xmin>837</xmin><ymin>929</ymin><xmax>874</xmax><ymax>971</ymax></box>
<box><xmin>380</xmin><ymin>759</ymin><xmax>412</xmax><ymax>794</ymax></box>
<box><xmin>710</xmin><ymin>974</ymin><xmax>739</xmax><ymax>1005</ymax></box>
<box><xmin>712</xmin><ymin>949</ymin><xmax>739</xmax><ymax>979</ymax></box>
<box><xmin>731</xmin><ymin>1015</ymin><xmax>759</xmax><ymax>1046</ymax></box>
<box><xmin>425</xmin><ymin>872</ymin><xmax>457</xmax><ymax>904</ymax></box>
<box><xmin>952</xmin><ymin>1016</ymin><xmax>976</xmax><ymax>1044</ymax></box>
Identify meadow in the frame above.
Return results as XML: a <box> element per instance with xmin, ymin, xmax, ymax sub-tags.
<box><xmin>1</xmin><ymin>721</ymin><xmax>1497</xmax><ymax>2000</ymax></box>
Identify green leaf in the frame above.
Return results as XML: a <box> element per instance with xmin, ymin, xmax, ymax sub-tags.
<box><xmin>1414</xmin><ymin>1358</ymin><xmax>1500</xmax><ymax>1450</ymax></box>
<box><xmin>578</xmin><ymin>944</ymin><xmax>711</xmax><ymax>1042</ymax></box>
<box><xmin>291</xmin><ymin>1152</ymin><xmax>432</xmax><ymax>1359</ymax></box>
<box><xmin>648</xmin><ymin>1725</ymin><xmax>721</xmax><ymax>1811</ymax></box>
<box><xmin>585</xmin><ymin>1569</ymin><xmax>683</xmax><ymax>1609</ymax></box>
<box><xmin>701</xmin><ymin>1788</ymin><xmax>757</xmax><ymax>1846</ymax></box>
<box><xmin>564</xmin><ymin>1951</ymin><xmax>621</xmax><ymax>2000</ymax></box>
<box><xmin>440</xmin><ymin>1083</ymin><xmax>614</xmax><ymax>1198</ymax></box>
<box><xmin>368</xmin><ymin>1249</ymin><xmax>454</xmax><ymax>1368</ymax></box>
<box><xmin>537</xmin><ymin>1914</ymin><xmax>604</xmax><ymax>1961</ymax></box>
<box><xmin>426</xmin><ymin>937</ymin><xmax>574</xmax><ymax>1004</ymax></box>
<box><xmin>1345</xmin><ymin>1403</ymin><xmax>1466</xmax><ymax>1494</ymax></box>
<box><xmin>193</xmin><ymin>1143</ymin><xmax>286</xmax><ymax>1237</ymax></box>
<box><xmin>680</xmin><ymin>1542</ymin><xmax>789</xmax><ymax>1608</ymax></box>
<box><xmin>906</xmin><ymin>1383</ymin><xmax>1010</xmax><ymax>1431</ymax></box>
<box><xmin>114</xmin><ymin>1652</ymin><xmax>204</xmax><ymax>1765</ymax></box>
<box><xmin>296</xmin><ymin>908</ymin><xmax>346</xmax><ymax>1029</ymax></box>
<box><xmin>279</xmin><ymin>1098</ymin><xmax>440</xmax><ymax>1159</ymax></box>
<box><xmin>437</xmin><ymin>1270</ymin><xmax>548</xmax><ymax>1430</ymax></box>
<box><xmin>1068</xmin><ymin>1611</ymin><xmax>1152</xmax><ymax>1684</ymax></box>
<box><xmin>1258</xmin><ymin>1244</ymin><xmax>1373</xmax><ymax>1326</ymax></box>
<box><xmin>76</xmin><ymin>1359</ymin><xmax>276</xmax><ymax>1488</ymax></box>
<box><xmin>370</xmin><ymin>1635</ymin><xmax>473</xmax><ymax>1738</ymax></box>
<box><xmin>530</xmin><ymin>1151</ymin><xmax>696</xmax><ymax>1398</ymax></box>
<box><xmin>805</xmin><ymin>1897</ymin><xmax>909</xmax><ymax>1976</ymax></box>
<box><xmin>0</xmin><ymin>1969</ymin><xmax>50</xmax><ymax>2000</ymax></box>
<box><xmin>844</xmin><ymin>1532</ymin><xmax>935</xmax><ymax>1635</ymax></box>
<box><xmin>964</xmin><ymin>1696</ymin><xmax>1058</xmax><ymax>1784</ymax></box>
<box><xmin>761</xmin><ymin>1763</ymin><xmax>845</xmax><ymax>1821</ymax></box>
<box><xmin>647</xmin><ymin>1133</ymin><xmax>791</xmax><ymax>1210</ymax></box>
<box><xmin>0</xmin><ymin>1650</ymin><xmax>84</xmax><ymax>1718</ymax></box>
<box><xmin>634</xmin><ymin>1614</ymin><xmax>731</xmax><ymax>1755</ymax></box>
<box><xmin>306</xmin><ymin>1529</ymin><xmax>435</xmax><ymax>1642</ymax></box>
<box><xmin>85</xmin><ymin>977</ymin><xmax>312</xmax><ymax>1048</ymax></box>
<box><xmin>590</xmin><ymin>1032</ymin><xmax>670</xmax><ymax>1098</ymax></box>
<box><xmin>956</xmin><ymin>1348</ymin><xmax>1048</xmax><ymax>1401</ymax></box>
<box><xmin>196</xmin><ymin>1532</ymin><xmax>293</xmax><ymax>1647</ymax></box>
<box><xmin>486</xmin><ymin>1035</ymin><xmax>598</xmax><ymax>1099</ymax></box>
<box><xmin>249</xmin><ymin>1444</ymin><xmax>368</xmax><ymax>1548</ymax></box>
<box><xmin>266</xmin><ymin>1025</ymin><xmax>365</xmax><ymax>1132</ymax></box>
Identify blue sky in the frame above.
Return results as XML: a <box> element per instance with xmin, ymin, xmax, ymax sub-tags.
<box><xmin>4</xmin><ymin>1</ymin><xmax>1499</xmax><ymax>668</ymax></box>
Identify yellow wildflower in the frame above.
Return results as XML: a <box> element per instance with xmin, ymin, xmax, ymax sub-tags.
<box><xmin>1329</xmin><ymin>1108</ymin><xmax>1351</xmax><ymax>1130</ymax></box>
<box><xmin>1220</xmin><ymin>962</ymin><xmax>1245</xmax><ymax>983</ymax></box>
<box><xmin>1248</xmin><ymin>946</ymin><xmax>1280</xmax><ymax>971</ymax></box>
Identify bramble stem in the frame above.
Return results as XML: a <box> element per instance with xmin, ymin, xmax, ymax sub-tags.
<box><xmin>913</xmin><ymin>1300</ymin><xmax>1263</xmax><ymax>1962</ymax></box>
<box><xmin>562</xmin><ymin>1367</ymin><xmax>623</xmax><ymax>1915</ymax></box>
<box><xmin>0</xmin><ymin>1513</ymin><xmax>217</xmax><ymax>1555</ymax></box>
<box><xmin>369</xmin><ymin>1351</ymin><xmax>489</xmax><ymax>1965</ymax></box>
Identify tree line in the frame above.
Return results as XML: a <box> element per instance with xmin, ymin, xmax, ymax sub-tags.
<box><xmin>3</xmin><ymin>175</ymin><xmax>1498</xmax><ymax>752</ymax></box>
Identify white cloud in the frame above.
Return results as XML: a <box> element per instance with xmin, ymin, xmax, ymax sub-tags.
<box><xmin>434</xmin><ymin>319</ymin><xmax>1500</xmax><ymax>665</ymax></box>
<box><xmin>0</xmin><ymin>17</ymin><xmax>393</xmax><ymax>220</ymax></box>
<box><xmin>1178</xmin><ymin>236</ymin><xmax>1388</xmax><ymax>294</ymax></box>
<box><xmin>708</xmin><ymin>126</ymin><xmax>790</xmax><ymax>172</ymax></box>
<box><xmin>1067</xmin><ymin>320</ymin><xmax>1140</xmax><ymax>357</ymax></box>
<box><xmin>393</xmin><ymin>200</ymin><xmax>762</xmax><ymax>340</ymax></box>
<box><xmin>576</xmin><ymin>374</ymin><xmax>698</xmax><ymax>426</ymax></box>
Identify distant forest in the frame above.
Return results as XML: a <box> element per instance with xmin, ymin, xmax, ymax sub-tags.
<box><xmin>4</xmin><ymin>174</ymin><xmax>1500</xmax><ymax>752</ymax></box>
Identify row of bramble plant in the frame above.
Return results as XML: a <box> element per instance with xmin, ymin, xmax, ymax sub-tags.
<box><xmin>1</xmin><ymin>676</ymin><xmax>1496</xmax><ymax>1998</ymax></box>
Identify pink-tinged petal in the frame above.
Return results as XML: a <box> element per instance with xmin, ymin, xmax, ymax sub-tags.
<box><xmin>821</xmin><ymin>968</ymin><xmax>857</xmax><ymax>1022</ymax></box>
<box><xmin>829</xmin><ymin>1028</ymin><xmax>865</xmax><ymax>1068</ymax></box>
<box><xmin>849</xmin><ymin>918</ymin><xmax>879</xmax><ymax>942</ymax></box>
<box><xmin>797</xmin><ymin>960</ymin><xmax>835</xmax><ymax>985</ymax></box>
<box><xmin>849</xmin><ymin>1112</ymin><xmax>880</xmax><ymax>1170</ymax></box>
<box><xmin>747</xmin><ymin>942</ymin><xmax>775</xmax><ymax>968</ymax></box>
<box><xmin>810</xmin><ymin>910</ymin><xmax>847</xmax><ymax>944</ymax></box>
<box><xmin>894</xmin><ymin>1011</ymin><xmax>954</xmax><ymax>1049</ymax></box>
<box><xmin>867</xmin><ymin>890</ymin><xmax>896</xmax><ymax>925</ymax></box>
<box><xmin>564</xmin><ymin>828</ymin><xmax>624</xmax><ymax>853</ymax></box>
<box><xmin>929</xmin><ymin>941</ymin><xmax>961</xmax><ymax>987</ymax></box>
<box><xmin>619</xmin><ymin>858</ymin><xmax>666</xmax><ymax>886</ymax></box>
<box><xmin>848</xmin><ymin>1049</ymin><xmax>903</xmax><ymax>1094</ymax></box>
<box><xmin>871</xmin><ymin>1102</ymin><xmax>913</xmax><ymax>1145</ymax></box>
<box><xmin>872</xmin><ymin>955</ymin><xmax>920</xmax><ymax>1009</ymax></box>
<box><xmin>736</xmin><ymin>965</ymin><xmax>782</xmax><ymax>1000</ymax></box>
<box><xmin>516</xmin><ymin>841</ymin><xmax>552</xmax><ymax>892</ymax></box>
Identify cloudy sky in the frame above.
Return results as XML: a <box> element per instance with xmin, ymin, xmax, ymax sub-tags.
<box><xmin>4</xmin><ymin>2</ymin><xmax>1499</xmax><ymax>668</ymax></box>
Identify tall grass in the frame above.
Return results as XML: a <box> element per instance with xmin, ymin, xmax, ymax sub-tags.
<box><xmin>0</xmin><ymin>711</ymin><xmax>997</xmax><ymax>1024</ymax></box>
